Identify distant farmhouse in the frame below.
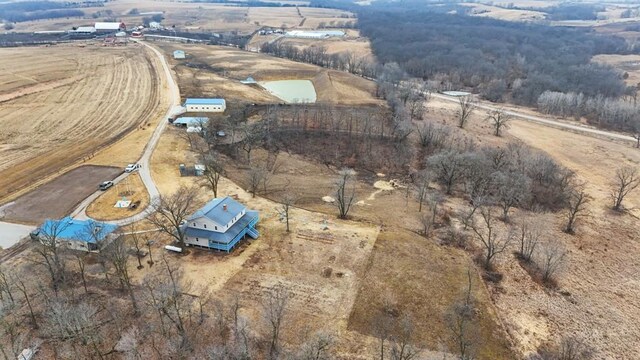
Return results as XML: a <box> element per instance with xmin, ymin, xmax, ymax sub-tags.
<box><xmin>94</xmin><ymin>22</ymin><xmax>126</xmax><ymax>34</ymax></box>
<box><xmin>36</xmin><ymin>217</ymin><xmax>118</xmax><ymax>252</ymax></box>
<box><xmin>173</xmin><ymin>50</ymin><xmax>186</xmax><ymax>59</ymax></box>
<box><xmin>183</xmin><ymin>196</ymin><xmax>259</xmax><ymax>252</ymax></box>
<box><xmin>184</xmin><ymin>98</ymin><xmax>226</xmax><ymax>113</ymax></box>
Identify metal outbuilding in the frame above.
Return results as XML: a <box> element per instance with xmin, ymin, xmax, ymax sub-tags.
<box><xmin>173</xmin><ymin>50</ymin><xmax>186</xmax><ymax>59</ymax></box>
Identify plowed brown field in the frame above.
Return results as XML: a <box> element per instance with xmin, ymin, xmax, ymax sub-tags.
<box><xmin>0</xmin><ymin>44</ymin><xmax>164</xmax><ymax>202</ymax></box>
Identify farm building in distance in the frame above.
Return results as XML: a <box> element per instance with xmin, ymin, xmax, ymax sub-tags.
<box><xmin>95</xmin><ymin>22</ymin><xmax>126</xmax><ymax>33</ymax></box>
<box><xmin>36</xmin><ymin>217</ymin><xmax>118</xmax><ymax>252</ymax></box>
<box><xmin>183</xmin><ymin>196</ymin><xmax>259</xmax><ymax>252</ymax></box>
<box><xmin>173</xmin><ymin>50</ymin><xmax>186</xmax><ymax>59</ymax></box>
<box><xmin>184</xmin><ymin>98</ymin><xmax>226</xmax><ymax>113</ymax></box>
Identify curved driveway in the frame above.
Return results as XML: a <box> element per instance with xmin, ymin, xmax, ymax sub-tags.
<box><xmin>71</xmin><ymin>41</ymin><xmax>183</xmax><ymax>226</ymax></box>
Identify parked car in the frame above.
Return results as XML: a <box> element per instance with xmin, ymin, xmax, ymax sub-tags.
<box><xmin>125</xmin><ymin>163</ymin><xmax>141</xmax><ymax>172</ymax></box>
<box><xmin>29</xmin><ymin>229</ymin><xmax>40</xmax><ymax>240</ymax></box>
<box><xmin>216</xmin><ymin>130</ymin><xmax>226</xmax><ymax>137</ymax></box>
<box><xmin>99</xmin><ymin>181</ymin><xmax>114</xmax><ymax>191</ymax></box>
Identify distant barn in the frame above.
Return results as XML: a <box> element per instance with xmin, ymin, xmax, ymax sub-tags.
<box><xmin>184</xmin><ymin>98</ymin><xmax>226</xmax><ymax>113</ymax></box>
<box><xmin>95</xmin><ymin>22</ymin><xmax>126</xmax><ymax>33</ymax></box>
<box><xmin>173</xmin><ymin>50</ymin><xmax>186</xmax><ymax>59</ymax></box>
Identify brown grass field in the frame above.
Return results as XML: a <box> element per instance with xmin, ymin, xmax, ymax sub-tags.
<box><xmin>155</xmin><ymin>43</ymin><xmax>381</xmax><ymax>105</ymax></box>
<box><xmin>0</xmin><ymin>43</ymin><xmax>166</xmax><ymax>204</ymax></box>
<box><xmin>9</xmin><ymin>0</ymin><xmax>355</xmax><ymax>34</ymax></box>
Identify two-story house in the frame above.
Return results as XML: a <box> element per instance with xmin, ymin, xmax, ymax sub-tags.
<box><xmin>183</xmin><ymin>196</ymin><xmax>259</xmax><ymax>252</ymax></box>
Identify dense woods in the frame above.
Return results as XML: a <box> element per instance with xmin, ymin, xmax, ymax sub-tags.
<box><xmin>359</xmin><ymin>9</ymin><xmax>634</xmax><ymax>106</ymax></box>
<box><xmin>0</xmin><ymin>1</ymin><xmax>85</xmax><ymax>23</ymax></box>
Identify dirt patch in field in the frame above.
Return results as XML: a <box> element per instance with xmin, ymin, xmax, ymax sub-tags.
<box><xmin>348</xmin><ymin>229</ymin><xmax>514</xmax><ymax>359</ymax></box>
<box><xmin>86</xmin><ymin>173</ymin><xmax>150</xmax><ymax>221</ymax></box>
<box><xmin>1</xmin><ymin>165</ymin><xmax>121</xmax><ymax>225</ymax></box>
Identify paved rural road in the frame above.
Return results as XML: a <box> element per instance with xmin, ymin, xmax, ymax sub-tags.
<box><xmin>430</xmin><ymin>92</ymin><xmax>637</xmax><ymax>144</ymax></box>
<box><xmin>71</xmin><ymin>40</ymin><xmax>182</xmax><ymax>226</ymax></box>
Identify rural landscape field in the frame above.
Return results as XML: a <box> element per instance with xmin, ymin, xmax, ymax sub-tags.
<box><xmin>2</xmin><ymin>0</ymin><xmax>640</xmax><ymax>359</ymax></box>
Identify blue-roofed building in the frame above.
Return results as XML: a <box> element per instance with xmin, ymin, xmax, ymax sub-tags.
<box><xmin>183</xmin><ymin>196</ymin><xmax>259</xmax><ymax>252</ymax></box>
<box><xmin>184</xmin><ymin>98</ymin><xmax>226</xmax><ymax>113</ymax></box>
<box><xmin>37</xmin><ymin>217</ymin><xmax>119</xmax><ymax>252</ymax></box>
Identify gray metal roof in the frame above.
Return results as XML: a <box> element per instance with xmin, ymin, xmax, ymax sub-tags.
<box><xmin>188</xmin><ymin>196</ymin><xmax>245</xmax><ymax>225</ymax></box>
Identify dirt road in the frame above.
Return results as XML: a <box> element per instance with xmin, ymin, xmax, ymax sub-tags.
<box><xmin>431</xmin><ymin>92</ymin><xmax>637</xmax><ymax>144</ymax></box>
<box><xmin>72</xmin><ymin>41</ymin><xmax>183</xmax><ymax>226</ymax></box>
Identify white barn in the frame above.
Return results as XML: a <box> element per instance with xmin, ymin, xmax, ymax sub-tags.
<box><xmin>184</xmin><ymin>98</ymin><xmax>226</xmax><ymax>113</ymax></box>
<box><xmin>95</xmin><ymin>22</ymin><xmax>126</xmax><ymax>33</ymax></box>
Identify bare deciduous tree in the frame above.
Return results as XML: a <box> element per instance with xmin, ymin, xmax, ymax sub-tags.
<box><xmin>415</xmin><ymin>121</ymin><xmax>451</xmax><ymax>153</ymax></box>
<box><xmin>334</xmin><ymin>168</ymin><xmax>357</xmax><ymax>219</ymax></box>
<box><xmin>457</xmin><ymin>96</ymin><xmax>475</xmax><ymax>129</ymax></box>
<box><xmin>148</xmin><ymin>186</ymin><xmax>199</xmax><ymax>249</ymax></box>
<box><xmin>445</xmin><ymin>268</ymin><xmax>477</xmax><ymax>360</ymax></box>
<box><xmin>536</xmin><ymin>240</ymin><xmax>567</xmax><ymax>284</ymax></box>
<box><xmin>262</xmin><ymin>285</ymin><xmax>289</xmax><ymax>360</ymax></box>
<box><xmin>200</xmin><ymin>154</ymin><xmax>225</xmax><ymax>198</ymax></box>
<box><xmin>276</xmin><ymin>193</ymin><xmax>296</xmax><ymax>232</ymax></box>
<box><xmin>389</xmin><ymin>315</ymin><xmax>420</xmax><ymax>360</ymax></box>
<box><xmin>491</xmin><ymin>171</ymin><xmax>531</xmax><ymax>221</ymax></box>
<box><xmin>296</xmin><ymin>332</ymin><xmax>334</xmax><ymax>360</ymax></box>
<box><xmin>471</xmin><ymin>207</ymin><xmax>513</xmax><ymax>269</ymax></box>
<box><xmin>103</xmin><ymin>237</ymin><xmax>138</xmax><ymax>314</ymax></box>
<box><xmin>487</xmin><ymin>108</ymin><xmax>511</xmax><ymax>137</ymax></box>
<box><xmin>428</xmin><ymin>151</ymin><xmax>466</xmax><ymax>195</ymax></box>
<box><xmin>516</xmin><ymin>215</ymin><xmax>544</xmax><ymax>262</ymax></box>
<box><xmin>32</xmin><ymin>219</ymin><xmax>70</xmax><ymax>292</ymax></box>
<box><xmin>564</xmin><ymin>184</ymin><xmax>591</xmax><ymax>234</ymax></box>
<box><xmin>610</xmin><ymin>166</ymin><xmax>640</xmax><ymax>211</ymax></box>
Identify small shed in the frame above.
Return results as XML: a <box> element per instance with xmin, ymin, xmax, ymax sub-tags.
<box><xmin>241</xmin><ymin>76</ymin><xmax>257</xmax><ymax>85</ymax></box>
<box><xmin>173</xmin><ymin>50</ymin><xmax>186</xmax><ymax>59</ymax></box>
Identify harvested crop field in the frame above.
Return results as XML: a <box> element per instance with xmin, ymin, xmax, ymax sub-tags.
<box><xmin>0</xmin><ymin>43</ymin><xmax>166</xmax><ymax>202</ymax></box>
<box><xmin>1</xmin><ymin>165</ymin><xmax>121</xmax><ymax>225</ymax></box>
<box><xmin>157</xmin><ymin>43</ymin><xmax>380</xmax><ymax>105</ymax></box>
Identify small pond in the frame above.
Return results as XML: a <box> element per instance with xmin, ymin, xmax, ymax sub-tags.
<box><xmin>260</xmin><ymin>80</ymin><xmax>317</xmax><ymax>103</ymax></box>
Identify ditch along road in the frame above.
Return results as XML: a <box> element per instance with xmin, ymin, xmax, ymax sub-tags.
<box><xmin>70</xmin><ymin>40</ymin><xmax>182</xmax><ymax>226</ymax></box>
<box><xmin>430</xmin><ymin>92</ymin><xmax>638</xmax><ymax>144</ymax></box>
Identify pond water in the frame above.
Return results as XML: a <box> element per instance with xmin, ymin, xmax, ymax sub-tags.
<box><xmin>260</xmin><ymin>80</ymin><xmax>317</xmax><ymax>103</ymax></box>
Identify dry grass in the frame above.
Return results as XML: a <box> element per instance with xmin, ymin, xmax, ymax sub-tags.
<box><xmin>0</xmin><ymin>43</ymin><xmax>166</xmax><ymax>203</ymax></box>
<box><xmin>9</xmin><ymin>0</ymin><xmax>355</xmax><ymax>34</ymax></box>
<box><xmin>86</xmin><ymin>173</ymin><xmax>150</xmax><ymax>221</ymax></box>
<box><xmin>348</xmin><ymin>229</ymin><xmax>514</xmax><ymax>359</ymax></box>
<box><xmin>156</xmin><ymin>43</ymin><xmax>380</xmax><ymax>105</ymax></box>
<box><xmin>592</xmin><ymin>53</ymin><xmax>640</xmax><ymax>87</ymax></box>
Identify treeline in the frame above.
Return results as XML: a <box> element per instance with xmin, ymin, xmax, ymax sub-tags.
<box><xmin>357</xmin><ymin>9</ymin><xmax>634</xmax><ymax>106</ymax></box>
<box><xmin>0</xmin><ymin>1</ymin><xmax>84</xmax><ymax>23</ymax></box>
<box><xmin>537</xmin><ymin>91</ymin><xmax>640</xmax><ymax>132</ymax></box>
<box><xmin>260</xmin><ymin>42</ymin><xmax>377</xmax><ymax>78</ymax></box>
